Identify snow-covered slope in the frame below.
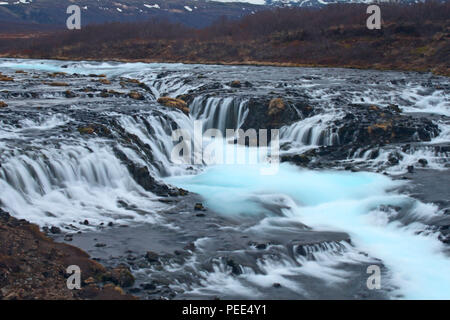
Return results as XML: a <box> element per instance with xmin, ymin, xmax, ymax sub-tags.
<box><xmin>0</xmin><ymin>0</ymin><xmax>426</xmax><ymax>31</ymax></box>
<box><xmin>212</xmin><ymin>0</ymin><xmax>420</xmax><ymax>6</ymax></box>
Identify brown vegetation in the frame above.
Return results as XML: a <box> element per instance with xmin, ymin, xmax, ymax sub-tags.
<box><xmin>0</xmin><ymin>209</ymin><xmax>136</xmax><ymax>300</ymax></box>
<box><xmin>0</xmin><ymin>1</ymin><xmax>448</xmax><ymax>75</ymax></box>
<box><xmin>157</xmin><ymin>97</ymin><xmax>189</xmax><ymax>114</ymax></box>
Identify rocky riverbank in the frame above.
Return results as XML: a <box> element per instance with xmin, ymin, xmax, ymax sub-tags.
<box><xmin>0</xmin><ymin>209</ymin><xmax>136</xmax><ymax>300</ymax></box>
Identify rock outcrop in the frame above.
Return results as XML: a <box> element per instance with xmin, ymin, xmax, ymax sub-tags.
<box><xmin>157</xmin><ymin>97</ymin><xmax>189</xmax><ymax>115</ymax></box>
<box><xmin>0</xmin><ymin>209</ymin><xmax>136</xmax><ymax>300</ymax></box>
<box><xmin>240</xmin><ymin>97</ymin><xmax>304</xmax><ymax>131</ymax></box>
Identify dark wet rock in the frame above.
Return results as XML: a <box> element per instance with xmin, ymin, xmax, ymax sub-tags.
<box><xmin>229</xmin><ymin>80</ymin><xmax>241</xmax><ymax>88</ymax></box>
<box><xmin>240</xmin><ymin>97</ymin><xmax>304</xmax><ymax>132</ymax></box>
<box><xmin>407</xmin><ymin>165</ymin><xmax>415</xmax><ymax>173</ymax></box>
<box><xmin>117</xmin><ymin>200</ymin><xmax>129</xmax><ymax>208</ymax></box>
<box><xmin>77</xmin><ymin>124</ymin><xmax>111</xmax><ymax>137</ymax></box>
<box><xmin>281</xmin><ymin>154</ymin><xmax>311</xmax><ymax>166</ymax></box>
<box><xmin>0</xmin><ymin>101</ymin><xmax>7</xmax><ymax>108</ymax></box>
<box><xmin>388</xmin><ymin>152</ymin><xmax>402</xmax><ymax>165</ymax></box>
<box><xmin>126</xmin><ymin>254</ymin><xmax>137</xmax><ymax>261</ymax></box>
<box><xmin>50</xmin><ymin>226</ymin><xmax>61</xmax><ymax>234</ymax></box>
<box><xmin>338</xmin><ymin>104</ymin><xmax>439</xmax><ymax>147</ymax></box>
<box><xmin>255</xmin><ymin>243</ymin><xmax>267</xmax><ymax>250</ymax></box>
<box><xmin>64</xmin><ymin>90</ymin><xmax>77</xmax><ymax>98</ymax></box>
<box><xmin>418</xmin><ymin>158</ymin><xmax>428</xmax><ymax>167</ymax></box>
<box><xmin>127</xmin><ymin>164</ymin><xmax>172</xmax><ymax>196</ymax></box>
<box><xmin>44</xmin><ymin>81</ymin><xmax>69</xmax><ymax>87</ymax></box>
<box><xmin>106</xmin><ymin>266</ymin><xmax>135</xmax><ymax>288</ymax></box>
<box><xmin>145</xmin><ymin>251</ymin><xmax>160</xmax><ymax>263</ymax></box>
<box><xmin>194</xmin><ymin>203</ymin><xmax>205</xmax><ymax>211</ymax></box>
<box><xmin>183</xmin><ymin>243</ymin><xmax>196</xmax><ymax>252</ymax></box>
<box><xmin>225</xmin><ymin>258</ymin><xmax>242</xmax><ymax>275</ymax></box>
<box><xmin>197</xmin><ymin>82</ymin><xmax>223</xmax><ymax>92</ymax></box>
<box><xmin>95</xmin><ymin>243</ymin><xmax>106</xmax><ymax>248</ymax></box>
<box><xmin>387</xmin><ymin>104</ymin><xmax>402</xmax><ymax>113</ymax></box>
<box><xmin>129</xmin><ymin>287</ymin><xmax>141</xmax><ymax>294</ymax></box>
<box><xmin>176</xmin><ymin>93</ymin><xmax>196</xmax><ymax>105</ymax></box>
<box><xmin>273</xmin><ymin>283</ymin><xmax>282</xmax><ymax>288</ymax></box>
<box><xmin>141</xmin><ymin>282</ymin><xmax>157</xmax><ymax>291</ymax></box>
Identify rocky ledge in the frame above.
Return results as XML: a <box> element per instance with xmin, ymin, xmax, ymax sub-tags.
<box><xmin>0</xmin><ymin>209</ymin><xmax>136</xmax><ymax>300</ymax></box>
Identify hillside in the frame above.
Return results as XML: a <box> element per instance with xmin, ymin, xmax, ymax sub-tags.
<box><xmin>0</xmin><ymin>0</ymin><xmax>429</xmax><ymax>30</ymax></box>
<box><xmin>0</xmin><ymin>0</ymin><xmax>262</xmax><ymax>29</ymax></box>
<box><xmin>1</xmin><ymin>2</ymin><xmax>449</xmax><ymax>75</ymax></box>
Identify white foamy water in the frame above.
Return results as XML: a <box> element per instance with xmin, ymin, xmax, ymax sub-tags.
<box><xmin>167</xmin><ymin>163</ymin><xmax>450</xmax><ymax>299</ymax></box>
<box><xmin>0</xmin><ymin>143</ymin><xmax>167</xmax><ymax>228</ymax></box>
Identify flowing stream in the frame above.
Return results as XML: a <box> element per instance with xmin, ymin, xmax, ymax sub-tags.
<box><xmin>0</xmin><ymin>59</ymin><xmax>449</xmax><ymax>299</ymax></box>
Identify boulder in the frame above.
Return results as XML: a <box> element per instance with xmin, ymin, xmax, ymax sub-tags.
<box><xmin>145</xmin><ymin>251</ymin><xmax>159</xmax><ymax>263</ymax></box>
<box><xmin>157</xmin><ymin>97</ymin><xmax>189</xmax><ymax>115</ymax></box>
<box><xmin>105</xmin><ymin>266</ymin><xmax>135</xmax><ymax>288</ymax></box>
<box><xmin>240</xmin><ymin>97</ymin><xmax>303</xmax><ymax>131</ymax></box>
<box><xmin>338</xmin><ymin>104</ymin><xmax>440</xmax><ymax>147</ymax></box>
<box><xmin>98</xmin><ymin>78</ymin><xmax>111</xmax><ymax>85</ymax></box>
<box><xmin>418</xmin><ymin>158</ymin><xmax>428</xmax><ymax>167</ymax></box>
<box><xmin>128</xmin><ymin>91</ymin><xmax>144</xmax><ymax>100</ymax></box>
<box><xmin>0</xmin><ymin>75</ymin><xmax>13</xmax><ymax>82</ymax></box>
<box><xmin>77</xmin><ymin>124</ymin><xmax>111</xmax><ymax>136</ymax></box>
<box><xmin>78</xmin><ymin>127</ymin><xmax>95</xmax><ymax>135</ymax></box>
<box><xmin>229</xmin><ymin>80</ymin><xmax>241</xmax><ymax>88</ymax></box>
<box><xmin>64</xmin><ymin>90</ymin><xmax>77</xmax><ymax>98</ymax></box>
<box><xmin>0</xmin><ymin>101</ymin><xmax>7</xmax><ymax>108</ymax></box>
<box><xmin>194</xmin><ymin>203</ymin><xmax>205</xmax><ymax>211</ymax></box>
<box><xmin>268</xmin><ymin>98</ymin><xmax>285</xmax><ymax>116</ymax></box>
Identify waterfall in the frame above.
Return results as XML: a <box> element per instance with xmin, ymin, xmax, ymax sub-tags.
<box><xmin>190</xmin><ymin>96</ymin><xmax>249</xmax><ymax>133</ymax></box>
<box><xmin>0</xmin><ymin>143</ymin><xmax>165</xmax><ymax>227</ymax></box>
<box><xmin>280</xmin><ymin>113</ymin><xmax>341</xmax><ymax>147</ymax></box>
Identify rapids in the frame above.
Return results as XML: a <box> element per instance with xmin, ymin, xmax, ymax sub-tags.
<box><xmin>0</xmin><ymin>58</ymin><xmax>449</xmax><ymax>299</ymax></box>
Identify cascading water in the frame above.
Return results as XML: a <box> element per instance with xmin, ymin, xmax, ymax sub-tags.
<box><xmin>280</xmin><ymin>113</ymin><xmax>341</xmax><ymax>148</ymax></box>
<box><xmin>0</xmin><ymin>58</ymin><xmax>449</xmax><ymax>300</ymax></box>
<box><xmin>190</xmin><ymin>96</ymin><xmax>249</xmax><ymax>133</ymax></box>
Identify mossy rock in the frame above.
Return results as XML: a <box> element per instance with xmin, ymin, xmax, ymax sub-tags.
<box><xmin>157</xmin><ymin>97</ymin><xmax>189</xmax><ymax>114</ymax></box>
<box><xmin>128</xmin><ymin>91</ymin><xmax>144</xmax><ymax>100</ymax></box>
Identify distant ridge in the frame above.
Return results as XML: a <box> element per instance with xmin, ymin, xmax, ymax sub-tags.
<box><xmin>0</xmin><ymin>0</ymin><xmax>430</xmax><ymax>30</ymax></box>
